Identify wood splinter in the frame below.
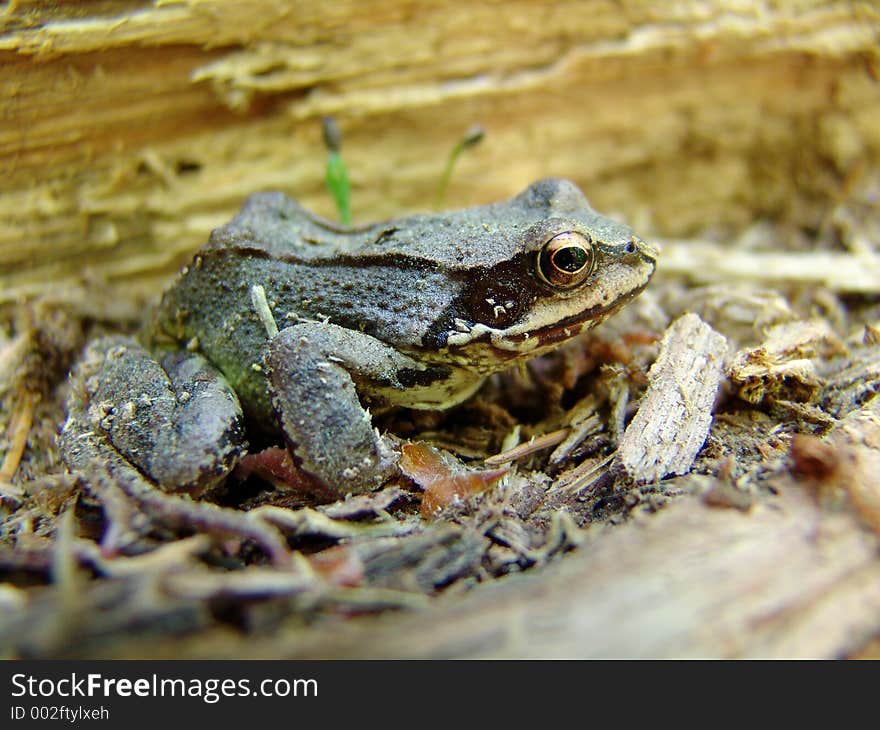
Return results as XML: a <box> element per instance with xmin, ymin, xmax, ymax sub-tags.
<box><xmin>616</xmin><ymin>313</ymin><xmax>728</xmax><ymax>484</ymax></box>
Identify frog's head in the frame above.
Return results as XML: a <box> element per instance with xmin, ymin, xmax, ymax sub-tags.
<box><xmin>423</xmin><ymin>178</ymin><xmax>658</xmax><ymax>372</ymax></box>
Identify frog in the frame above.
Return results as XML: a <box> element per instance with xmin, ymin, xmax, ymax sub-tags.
<box><xmin>60</xmin><ymin>178</ymin><xmax>657</xmax><ymax>502</ymax></box>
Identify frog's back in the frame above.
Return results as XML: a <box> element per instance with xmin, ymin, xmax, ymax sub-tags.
<box><xmin>201</xmin><ymin>192</ymin><xmax>349</xmax><ymax>261</ymax></box>
<box><xmin>200</xmin><ymin>179</ymin><xmax>609</xmax><ymax>268</ymax></box>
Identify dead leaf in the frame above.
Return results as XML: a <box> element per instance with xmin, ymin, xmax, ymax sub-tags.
<box><xmin>399</xmin><ymin>442</ymin><xmax>508</xmax><ymax>519</ymax></box>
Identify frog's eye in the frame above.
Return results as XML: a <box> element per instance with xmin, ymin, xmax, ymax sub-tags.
<box><xmin>536</xmin><ymin>231</ymin><xmax>594</xmax><ymax>288</ymax></box>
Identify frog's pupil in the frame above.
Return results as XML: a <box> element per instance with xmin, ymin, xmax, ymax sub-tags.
<box><xmin>552</xmin><ymin>246</ymin><xmax>588</xmax><ymax>272</ymax></box>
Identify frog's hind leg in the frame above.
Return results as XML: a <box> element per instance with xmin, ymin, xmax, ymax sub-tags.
<box><xmin>60</xmin><ymin>337</ymin><xmax>293</xmax><ymax>564</ymax></box>
<box><xmin>61</xmin><ymin>336</ymin><xmax>246</xmax><ymax>498</ymax></box>
<box><xmin>264</xmin><ymin>323</ymin><xmax>407</xmax><ymax>497</ymax></box>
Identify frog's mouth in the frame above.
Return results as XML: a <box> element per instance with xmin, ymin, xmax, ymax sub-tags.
<box><xmin>489</xmin><ymin>280</ymin><xmax>649</xmax><ymax>355</ymax></box>
<box><xmin>440</xmin><ymin>281</ymin><xmax>648</xmax><ymax>373</ymax></box>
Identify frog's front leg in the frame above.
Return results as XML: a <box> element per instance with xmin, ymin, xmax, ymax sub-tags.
<box><xmin>263</xmin><ymin>322</ymin><xmax>420</xmax><ymax>497</ymax></box>
<box><xmin>61</xmin><ymin>336</ymin><xmax>246</xmax><ymax>498</ymax></box>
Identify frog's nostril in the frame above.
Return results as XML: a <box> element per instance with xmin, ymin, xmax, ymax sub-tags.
<box><xmin>631</xmin><ymin>238</ymin><xmax>660</xmax><ymax>262</ymax></box>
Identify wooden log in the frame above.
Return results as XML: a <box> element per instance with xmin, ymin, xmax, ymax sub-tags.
<box><xmin>2</xmin><ymin>1</ymin><xmax>878</xmax><ymax>308</ymax></box>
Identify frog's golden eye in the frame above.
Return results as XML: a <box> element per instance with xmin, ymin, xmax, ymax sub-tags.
<box><xmin>536</xmin><ymin>231</ymin><xmax>594</xmax><ymax>288</ymax></box>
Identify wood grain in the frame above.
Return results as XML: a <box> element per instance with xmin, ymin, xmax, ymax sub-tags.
<box><xmin>2</xmin><ymin>1</ymin><xmax>878</xmax><ymax>307</ymax></box>
<box><xmin>617</xmin><ymin>313</ymin><xmax>728</xmax><ymax>482</ymax></box>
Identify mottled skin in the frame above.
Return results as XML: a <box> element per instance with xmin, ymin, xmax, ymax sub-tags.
<box><xmin>61</xmin><ymin>179</ymin><xmax>657</xmax><ymax>499</ymax></box>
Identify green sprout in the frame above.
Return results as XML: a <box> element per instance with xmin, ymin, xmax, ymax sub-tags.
<box><xmin>322</xmin><ymin>116</ymin><xmax>352</xmax><ymax>226</ymax></box>
<box><xmin>435</xmin><ymin>125</ymin><xmax>485</xmax><ymax>210</ymax></box>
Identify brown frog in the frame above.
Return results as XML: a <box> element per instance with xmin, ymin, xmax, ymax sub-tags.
<box><xmin>61</xmin><ymin>179</ymin><xmax>657</xmax><ymax>499</ymax></box>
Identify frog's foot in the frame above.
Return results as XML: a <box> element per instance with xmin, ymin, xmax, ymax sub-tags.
<box><xmin>60</xmin><ymin>338</ymin><xmax>295</xmax><ymax>563</ymax></box>
<box><xmin>264</xmin><ymin>323</ymin><xmax>409</xmax><ymax>498</ymax></box>
<box><xmin>75</xmin><ymin>449</ymin><xmax>293</xmax><ymax>566</ymax></box>
<box><xmin>61</xmin><ymin>336</ymin><xmax>247</xmax><ymax>498</ymax></box>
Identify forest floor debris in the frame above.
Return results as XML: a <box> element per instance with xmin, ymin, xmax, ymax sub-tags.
<box><xmin>2</xmin><ymin>181</ymin><xmax>880</xmax><ymax>658</ymax></box>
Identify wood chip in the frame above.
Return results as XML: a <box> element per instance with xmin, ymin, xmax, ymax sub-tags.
<box><xmin>616</xmin><ymin>313</ymin><xmax>728</xmax><ymax>483</ymax></box>
<box><xmin>319</xmin><ymin>486</ymin><xmax>409</xmax><ymax>519</ymax></box>
<box><xmin>252</xmin><ymin>505</ymin><xmax>415</xmax><ymax>539</ymax></box>
<box><xmin>822</xmin><ymin>345</ymin><xmax>880</xmax><ymax>418</ymax></box>
<box><xmin>0</xmin><ymin>390</ymin><xmax>36</xmax><ymax>485</ymax></box>
<box><xmin>729</xmin><ymin>319</ymin><xmax>842</xmax><ymax>405</ymax></box>
<box><xmin>163</xmin><ymin>567</ymin><xmax>317</xmax><ymax>601</ymax></box>
<box><xmin>549</xmin><ymin>394</ymin><xmax>603</xmax><ymax>465</ymax></box>
<box><xmin>75</xmin><ymin>535</ymin><xmax>213</xmax><ymax>578</ymax></box>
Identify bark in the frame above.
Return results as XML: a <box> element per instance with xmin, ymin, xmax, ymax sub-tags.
<box><xmin>2</xmin><ymin>0</ymin><xmax>878</xmax><ymax>307</ymax></box>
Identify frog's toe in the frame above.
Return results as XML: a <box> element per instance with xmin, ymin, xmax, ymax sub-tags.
<box><xmin>62</xmin><ymin>337</ymin><xmax>246</xmax><ymax>498</ymax></box>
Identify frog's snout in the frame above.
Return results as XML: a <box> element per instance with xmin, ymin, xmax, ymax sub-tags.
<box><xmin>634</xmin><ymin>237</ymin><xmax>661</xmax><ymax>264</ymax></box>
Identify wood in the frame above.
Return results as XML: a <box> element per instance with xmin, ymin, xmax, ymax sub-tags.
<box><xmin>728</xmin><ymin>319</ymin><xmax>841</xmax><ymax>405</ymax></box>
<box><xmin>659</xmin><ymin>241</ymin><xmax>880</xmax><ymax>294</ymax></box>
<box><xmin>302</xmin><ymin>488</ymin><xmax>880</xmax><ymax>659</ymax></box>
<box><xmin>87</xmin><ymin>477</ymin><xmax>880</xmax><ymax>659</ymax></box>
<box><xmin>37</xmin><ymin>397</ymin><xmax>880</xmax><ymax>660</ymax></box>
<box><xmin>616</xmin><ymin>313</ymin><xmax>728</xmax><ymax>483</ymax></box>
<box><xmin>2</xmin><ymin>1</ymin><xmax>879</xmax><ymax>308</ymax></box>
